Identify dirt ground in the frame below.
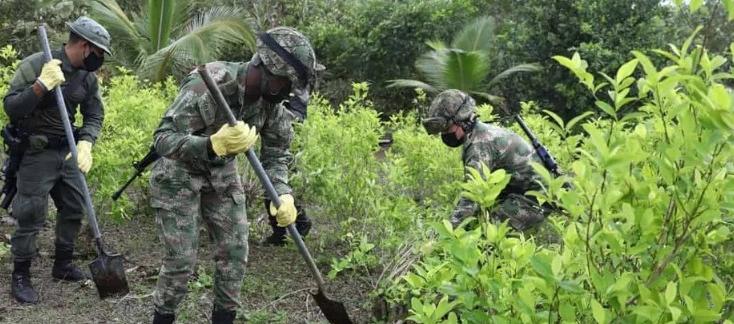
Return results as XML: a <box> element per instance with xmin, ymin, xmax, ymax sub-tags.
<box><xmin>0</xmin><ymin>206</ymin><xmax>374</xmax><ymax>324</ymax></box>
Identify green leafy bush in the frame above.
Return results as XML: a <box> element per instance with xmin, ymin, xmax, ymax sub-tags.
<box><xmin>89</xmin><ymin>68</ymin><xmax>177</xmax><ymax>220</ymax></box>
<box><xmin>383</xmin><ymin>33</ymin><xmax>734</xmax><ymax>323</ymax></box>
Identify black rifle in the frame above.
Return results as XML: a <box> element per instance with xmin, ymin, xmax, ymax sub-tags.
<box><xmin>111</xmin><ymin>146</ymin><xmax>160</xmax><ymax>201</ymax></box>
<box><xmin>514</xmin><ymin>114</ymin><xmax>561</xmax><ymax>178</ymax></box>
<box><xmin>0</xmin><ymin>125</ymin><xmax>26</xmax><ymax>210</ymax></box>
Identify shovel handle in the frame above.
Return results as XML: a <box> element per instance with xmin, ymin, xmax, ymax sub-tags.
<box><xmin>197</xmin><ymin>66</ymin><xmax>327</xmax><ymax>289</ymax></box>
<box><xmin>38</xmin><ymin>25</ymin><xmax>103</xmax><ymax>246</ymax></box>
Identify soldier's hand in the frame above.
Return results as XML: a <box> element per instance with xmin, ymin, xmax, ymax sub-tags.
<box><xmin>269</xmin><ymin>194</ymin><xmax>297</xmax><ymax>227</ymax></box>
<box><xmin>65</xmin><ymin>140</ymin><xmax>93</xmax><ymax>173</ymax></box>
<box><xmin>38</xmin><ymin>59</ymin><xmax>65</xmax><ymax>90</ymax></box>
<box><xmin>209</xmin><ymin>121</ymin><xmax>258</xmax><ymax>156</ymax></box>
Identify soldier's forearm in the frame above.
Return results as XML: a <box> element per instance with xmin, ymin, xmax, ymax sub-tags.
<box><xmin>153</xmin><ymin>132</ymin><xmax>211</xmax><ymax>163</ymax></box>
<box><xmin>3</xmin><ymin>84</ymin><xmax>44</xmax><ymax>121</ymax></box>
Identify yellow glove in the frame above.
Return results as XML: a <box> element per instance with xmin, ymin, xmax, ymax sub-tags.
<box><xmin>210</xmin><ymin>121</ymin><xmax>258</xmax><ymax>156</ymax></box>
<box><xmin>65</xmin><ymin>140</ymin><xmax>93</xmax><ymax>173</ymax></box>
<box><xmin>38</xmin><ymin>59</ymin><xmax>65</xmax><ymax>90</ymax></box>
<box><xmin>269</xmin><ymin>194</ymin><xmax>297</xmax><ymax>227</ymax></box>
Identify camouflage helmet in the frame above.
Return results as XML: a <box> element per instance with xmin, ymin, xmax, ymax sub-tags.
<box><xmin>255</xmin><ymin>26</ymin><xmax>323</xmax><ymax>88</ymax></box>
<box><xmin>66</xmin><ymin>16</ymin><xmax>112</xmax><ymax>55</ymax></box>
<box><xmin>422</xmin><ymin>90</ymin><xmax>476</xmax><ymax>134</ymax></box>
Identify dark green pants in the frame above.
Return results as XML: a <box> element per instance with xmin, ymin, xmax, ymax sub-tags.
<box><xmin>10</xmin><ymin>139</ymin><xmax>86</xmax><ymax>262</ymax></box>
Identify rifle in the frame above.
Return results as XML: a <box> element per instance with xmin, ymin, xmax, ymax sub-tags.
<box><xmin>513</xmin><ymin>114</ymin><xmax>561</xmax><ymax>178</ymax></box>
<box><xmin>111</xmin><ymin>146</ymin><xmax>160</xmax><ymax>201</ymax></box>
<box><xmin>0</xmin><ymin>125</ymin><xmax>26</xmax><ymax>210</ymax></box>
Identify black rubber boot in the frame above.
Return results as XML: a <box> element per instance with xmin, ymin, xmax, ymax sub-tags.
<box><xmin>153</xmin><ymin>310</ymin><xmax>175</xmax><ymax>324</ymax></box>
<box><xmin>51</xmin><ymin>247</ymin><xmax>89</xmax><ymax>281</ymax></box>
<box><xmin>11</xmin><ymin>260</ymin><xmax>39</xmax><ymax>304</ymax></box>
<box><xmin>211</xmin><ymin>306</ymin><xmax>236</xmax><ymax>324</ymax></box>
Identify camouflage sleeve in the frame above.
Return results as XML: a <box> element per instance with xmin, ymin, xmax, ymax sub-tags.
<box><xmin>152</xmin><ymin>82</ymin><xmax>211</xmax><ymax>164</ymax></box>
<box><xmin>77</xmin><ymin>74</ymin><xmax>104</xmax><ymax>143</ymax></box>
<box><xmin>259</xmin><ymin>104</ymin><xmax>294</xmax><ymax>196</ymax></box>
<box><xmin>3</xmin><ymin>58</ymin><xmax>43</xmax><ymax>121</ymax></box>
<box><xmin>450</xmin><ymin>140</ymin><xmax>493</xmax><ymax>223</ymax></box>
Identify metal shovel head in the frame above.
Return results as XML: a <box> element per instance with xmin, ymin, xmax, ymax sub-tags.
<box><xmin>88</xmin><ymin>252</ymin><xmax>129</xmax><ymax>299</ymax></box>
<box><xmin>311</xmin><ymin>288</ymin><xmax>353</xmax><ymax>324</ymax></box>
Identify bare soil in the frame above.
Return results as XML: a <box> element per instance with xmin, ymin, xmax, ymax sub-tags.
<box><xmin>0</xmin><ymin>206</ymin><xmax>373</xmax><ymax>324</ymax></box>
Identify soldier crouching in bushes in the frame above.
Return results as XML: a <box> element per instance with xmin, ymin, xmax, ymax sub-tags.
<box><xmin>422</xmin><ymin>89</ymin><xmax>547</xmax><ymax>231</ymax></box>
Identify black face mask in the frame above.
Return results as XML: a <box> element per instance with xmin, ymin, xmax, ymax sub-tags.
<box><xmin>83</xmin><ymin>50</ymin><xmax>104</xmax><ymax>72</ymax></box>
<box><xmin>260</xmin><ymin>73</ymin><xmax>291</xmax><ymax>104</ymax></box>
<box><xmin>441</xmin><ymin>132</ymin><xmax>465</xmax><ymax>148</ymax></box>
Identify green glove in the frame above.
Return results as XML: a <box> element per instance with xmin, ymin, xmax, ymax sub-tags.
<box><xmin>210</xmin><ymin>121</ymin><xmax>258</xmax><ymax>157</ymax></box>
<box><xmin>269</xmin><ymin>194</ymin><xmax>297</xmax><ymax>227</ymax></box>
<box><xmin>38</xmin><ymin>59</ymin><xmax>65</xmax><ymax>90</ymax></box>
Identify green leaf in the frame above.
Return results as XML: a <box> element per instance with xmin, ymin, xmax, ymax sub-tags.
<box><xmin>566</xmin><ymin>111</ymin><xmax>594</xmax><ymax>131</ymax></box>
<box><xmin>690</xmin><ymin>0</ymin><xmax>703</xmax><ymax>12</ymax></box>
<box><xmin>486</xmin><ymin>63</ymin><xmax>542</xmax><ymax>88</ymax></box>
<box><xmin>669</xmin><ymin>306</ymin><xmax>682</xmax><ymax>322</ymax></box>
<box><xmin>386</xmin><ymin>79</ymin><xmax>438</xmax><ymax>92</ymax></box>
<box><xmin>591</xmin><ymin>299</ymin><xmax>606</xmax><ymax>324</ymax></box>
<box><xmin>709</xmin><ymin>83</ymin><xmax>731</xmax><ymax>110</ymax></box>
<box><xmin>451</xmin><ymin>16</ymin><xmax>495</xmax><ymax>52</ymax></box>
<box><xmin>707</xmin><ymin>283</ymin><xmax>725</xmax><ymax>310</ymax></box>
<box><xmin>442</xmin><ymin>50</ymin><xmax>490</xmax><ymax>92</ymax></box>
<box><xmin>595</xmin><ymin>101</ymin><xmax>617</xmax><ymax>119</ymax></box>
<box><xmin>530</xmin><ymin>255</ymin><xmax>554</xmax><ymax>280</ymax></box>
<box><xmin>665</xmin><ymin>282</ymin><xmax>677</xmax><ymax>305</ymax></box>
<box><xmin>543</xmin><ymin>109</ymin><xmax>565</xmax><ymax>130</ymax></box>
<box><xmin>725</xmin><ymin>0</ymin><xmax>734</xmax><ymax>20</ymax></box>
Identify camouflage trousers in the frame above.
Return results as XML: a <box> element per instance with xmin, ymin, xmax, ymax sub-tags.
<box><xmin>11</xmin><ymin>137</ymin><xmax>86</xmax><ymax>262</ymax></box>
<box><xmin>149</xmin><ymin>158</ymin><xmax>248</xmax><ymax>314</ymax></box>
<box><xmin>492</xmin><ymin>193</ymin><xmax>546</xmax><ymax>231</ymax></box>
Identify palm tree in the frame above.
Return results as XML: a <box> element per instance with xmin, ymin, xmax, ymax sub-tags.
<box><xmin>90</xmin><ymin>0</ymin><xmax>255</xmax><ymax>82</ymax></box>
<box><xmin>388</xmin><ymin>16</ymin><xmax>541</xmax><ymax>104</ymax></box>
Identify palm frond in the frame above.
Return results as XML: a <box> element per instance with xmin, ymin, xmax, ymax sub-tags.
<box><xmin>140</xmin><ymin>6</ymin><xmax>254</xmax><ymax>81</ymax></box>
<box><xmin>470</xmin><ymin>91</ymin><xmax>505</xmax><ymax>106</ymax></box>
<box><xmin>386</xmin><ymin>79</ymin><xmax>438</xmax><ymax>93</ymax></box>
<box><xmin>90</xmin><ymin>0</ymin><xmax>146</xmax><ymax>68</ymax></box>
<box><xmin>442</xmin><ymin>49</ymin><xmax>490</xmax><ymax>92</ymax></box>
<box><xmin>425</xmin><ymin>40</ymin><xmax>447</xmax><ymax>51</ymax></box>
<box><xmin>486</xmin><ymin>63</ymin><xmax>542</xmax><ymax>88</ymax></box>
<box><xmin>415</xmin><ymin>48</ymin><xmax>450</xmax><ymax>89</ymax></box>
<box><xmin>451</xmin><ymin>16</ymin><xmax>495</xmax><ymax>52</ymax></box>
<box><xmin>148</xmin><ymin>0</ymin><xmax>177</xmax><ymax>51</ymax></box>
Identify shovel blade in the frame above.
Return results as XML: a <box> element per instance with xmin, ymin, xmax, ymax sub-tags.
<box><xmin>88</xmin><ymin>253</ymin><xmax>129</xmax><ymax>299</ymax></box>
<box><xmin>311</xmin><ymin>289</ymin><xmax>353</xmax><ymax>324</ymax></box>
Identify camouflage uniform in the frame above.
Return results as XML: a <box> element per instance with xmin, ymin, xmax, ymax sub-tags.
<box><xmin>451</xmin><ymin>121</ymin><xmax>546</xmax><ymax>230</ymax></box>
<box><xmin>423</xmin><ymin>90</ymin><xmax>545</xmax><ymax>231</ymax></box>
<box><xmin>149</xmin><ymin>61</ymin><xmax>296</xmax><ymax>314</ymax></box>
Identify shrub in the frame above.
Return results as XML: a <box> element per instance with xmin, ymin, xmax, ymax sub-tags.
<box><xmin>383</xmin><ymin>32</ymin><xmax>734</xmax><ymax>323</ymax></box>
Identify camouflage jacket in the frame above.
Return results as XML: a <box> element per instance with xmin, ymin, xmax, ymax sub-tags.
<box><xmin>151</xmin><ymin>61</ymin><xmax>296</xmax><ymax>196</ymax></box>
<box><xmin>451</xmin><ymin>121</ymin><xmax>542</xmax><ymax>220</ymax></box>
<box><xmin>3</xmin><ymin>47</ymin><xmax>104</xmax><ymax>143</ymax></box>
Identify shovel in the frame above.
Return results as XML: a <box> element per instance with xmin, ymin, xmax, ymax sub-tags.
<box><xmin>38</xmin><ymin>24</ymin><xmax>130</xmax><ymax>299</ymax></box>
<box><xmin>198</xmin><ymin>66</ymin><xmax>353</xmax><ymax>324</ymax></box>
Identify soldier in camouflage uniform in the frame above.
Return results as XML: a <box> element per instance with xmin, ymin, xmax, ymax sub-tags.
<box><xmin>422</xmin><ymin>90</ymin><xmax>546</xmax><ymax>231</ymax></box>
<box><xmin>3</xmin><ymin>16</ymin><xmax>111</xmax><ymax>304</ymax></box>
<box><xmin>149</xmin><ymin>27</ymin><xmax>322</xmax><ymax>324</ymax></box>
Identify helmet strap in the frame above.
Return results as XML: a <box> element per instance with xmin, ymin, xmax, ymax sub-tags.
<box><xmin>258</xmin><ymin>32</ymin><xmax>309</xmax><ymax>87</ymax></box>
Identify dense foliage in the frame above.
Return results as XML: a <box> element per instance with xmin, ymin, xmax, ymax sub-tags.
<box><xmin>0</xmin><ymin>1</ymin><xmax>733</xmax><ymax>322</ymax></box>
